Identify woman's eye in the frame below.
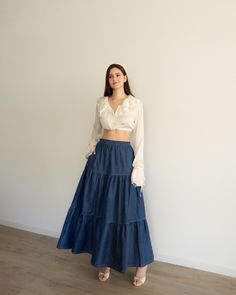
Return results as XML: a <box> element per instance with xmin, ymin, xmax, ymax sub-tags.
<box><xmin>109</xmin><ymin>74</ymin><xmax>121</xmax><ymax>78</ymax></box>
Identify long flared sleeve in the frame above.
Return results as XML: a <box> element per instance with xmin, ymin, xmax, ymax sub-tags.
<box><xmin>85</xmin><ymin>99</ymin><xmax>103</xmax><ymax>159</ymax></box>
<box><xmin>130</xmin><ymin>100</ymin><xmax>145</xmax><ymax>192</ymax></box>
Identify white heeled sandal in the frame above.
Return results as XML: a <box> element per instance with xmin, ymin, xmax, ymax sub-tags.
<box><xmin>98</xmin><ymin>267</ymin><xmax>111</xmax><ymax>282</ymax></box>
<box><xmin>133</xmin><ymin>266</ymin><xmax>148</xmax><ymax>287</ymax></box>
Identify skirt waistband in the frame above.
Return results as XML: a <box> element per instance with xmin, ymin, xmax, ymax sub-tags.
<box><xmin>99</xmin><ymin>138</ymin><xmax>131</xmax><ymax>146</ymax></box>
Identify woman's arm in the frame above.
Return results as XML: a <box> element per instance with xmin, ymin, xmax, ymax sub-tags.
<box><xmin>85</xmin><ymin>99</ymin><xmax>103</xmax><ymax>159</ymax></box>
<box><xmin>130</xmin><ymin>100</ymin><xmax>145</xmax><ymax>192</ymax></box>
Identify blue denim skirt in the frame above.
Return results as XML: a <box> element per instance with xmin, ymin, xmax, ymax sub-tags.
<box><xmin>56</xmin><ymin>138</ymin><xmax>154</xmax><ymax>273</ymax></box>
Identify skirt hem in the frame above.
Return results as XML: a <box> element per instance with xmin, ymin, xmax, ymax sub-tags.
<box><xmin>56</xmin><ymin>247</ymin><xmax>155</xmax><ymax>273</ymax></box>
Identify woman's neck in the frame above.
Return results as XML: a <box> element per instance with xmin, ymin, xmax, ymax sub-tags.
<box><xmin>109</xmin><ymin>89</ymin><xmax>128</xmax><ymax>100</ymax></box>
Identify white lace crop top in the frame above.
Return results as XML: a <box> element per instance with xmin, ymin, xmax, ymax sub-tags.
<box><xmin>85</xmin><ymin>94</ymin><xmax>145</xmax><ymax>191</ymax></box>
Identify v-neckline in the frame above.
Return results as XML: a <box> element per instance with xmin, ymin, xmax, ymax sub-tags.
<box><xmin>106</xmin><ymin>95</ymin><xmax>130</xmax><ymax>115</ymax></box>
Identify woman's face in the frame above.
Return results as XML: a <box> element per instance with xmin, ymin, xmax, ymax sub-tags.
<box><xmin>108</xmin><ymin>67</ymin><xmax>127</xmax><ymax>90</ymax></box>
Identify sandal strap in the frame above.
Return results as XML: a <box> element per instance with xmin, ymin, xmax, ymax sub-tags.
<box><xmin>133</xmin><ymin>275</ymin><xmax>146</xmax><ymax>283</ymax></box>
<box><xmin>134</xmin><ymin>275</ymin><xmax>146</xmax><ymax>279</ymax></box>
<box><xmin>99</xmin><ymin>271</ymin><xmax>109</xmax><ymax>275</ymax></box>
<box><xmin>98</xmin><ymin>269</ymin><xmax>110</xmax><ymax>278</ymax></box>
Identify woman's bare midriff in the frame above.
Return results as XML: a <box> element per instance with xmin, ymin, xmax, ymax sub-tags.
<box><xmin>102</xmin><ymin>129</ymin><xmax>131</xmax><ymax>142</ymax></box>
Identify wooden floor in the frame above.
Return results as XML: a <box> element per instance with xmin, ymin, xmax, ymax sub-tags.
<box><xmin>0</xmin><ymin>224</ymin><xmax>235</xmax><ymax>295</ymax></box>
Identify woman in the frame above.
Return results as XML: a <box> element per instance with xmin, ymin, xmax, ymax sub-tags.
<box><xmin>56</xmin><ymin>63</ymin><xmax>154</xmax><ymax>287</ymax></box>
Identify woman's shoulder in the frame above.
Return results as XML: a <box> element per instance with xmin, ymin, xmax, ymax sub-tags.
<box><xmin>129</xmin><ymin>95</ymin><xmax>143</xmax><ymax>109</ymax></box>
<box><xmin>130</xmin><ymin>94</ymin><xmax>142</xmax><ymax>102</ymax></box>
<box><xmin>95</xmin><ymin>96</ymin><xmax>107</xmax><ymax>114</ymax></box>
<box><xmin>96</xmin><ymin>96</ymin><xmax>106</xmax><ymax>103</ymax></box>
<box><xmin>95</xmin><ymin>96</ymin><xmax>106</xmax><ymax>107</ymax></box>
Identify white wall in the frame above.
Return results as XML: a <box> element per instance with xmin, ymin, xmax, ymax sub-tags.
<box><xmin>0</xmin><ymin>0</ymin><xmax>235</xmax><ymax>278</ymax></box>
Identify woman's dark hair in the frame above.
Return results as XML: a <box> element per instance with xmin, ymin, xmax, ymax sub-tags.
<box><xmin>104</xmin><ymin>64</ymin><xmax>134</xmax><ymax>97</ymax></box>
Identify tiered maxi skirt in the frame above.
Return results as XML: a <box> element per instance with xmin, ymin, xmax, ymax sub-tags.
<box><xmin>56</xmin><ymin>138</ymin><xmax>154</xmax><ymax>273</ymax></box>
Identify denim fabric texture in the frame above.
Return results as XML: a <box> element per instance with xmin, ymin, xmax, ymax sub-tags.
<box><xmin>56</xmin><ymin>138</ymin><xmax>154</xmax><ymax>273</ymax></box>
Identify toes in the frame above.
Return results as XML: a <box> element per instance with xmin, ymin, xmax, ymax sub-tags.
<box><xmin>133</xmin><ymin>281</ymin><xmax>141</xmax><ymax>286</ymax></box>
<box><xmin>133</xmin><ymin>276</ymin><xmax>146</xmax><ymax>286</ymax></box>
<box><xmin>99</xmin><ymin>275</ymin><xmax>106</xmax><ymax>281</ymax></box>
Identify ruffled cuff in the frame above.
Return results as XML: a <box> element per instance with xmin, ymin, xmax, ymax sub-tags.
<box><xmin>85</xmin><ymin>144</ymin><xmax>96</xmax><ymax>159</ymax></box>
<box><xmin>131</xmin><ymin>166</ymin><xmax>145</xmax><ymax>193</ymax></box>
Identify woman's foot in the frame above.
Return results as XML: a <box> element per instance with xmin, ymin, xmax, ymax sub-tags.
<box><xmin>133</xmin><ymin>265</ymin><xmax>148</xmax><ymax>287</ymax></box>
<box><xmin>98</xmin><ymin>267</ymin><xmax>111</xmax><ymax>282</ymax></box>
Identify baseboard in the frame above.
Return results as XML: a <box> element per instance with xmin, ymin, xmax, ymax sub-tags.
<box><xmin>157</xmin><ymin>253</ymin><xmax>236</xmax><ymax>278</ymax></box>
<box><xmin>0</xmin><ymin>218</ymin><xmax>59</xmax><ymax>238</ymax></box>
